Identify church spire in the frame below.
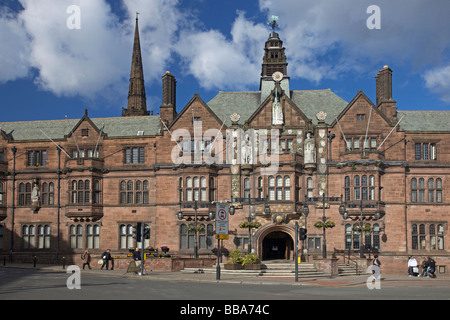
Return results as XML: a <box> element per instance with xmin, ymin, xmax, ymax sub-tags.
<box><xmin>123</xmin><ymin>13</ymin><xmax>149</xmax><ymax>117</ymax></box>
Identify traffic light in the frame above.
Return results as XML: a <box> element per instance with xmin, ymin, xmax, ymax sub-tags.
<box><xmin>143</xmin><ymin>224</ymin><xmax>150</xmax><ymax>240</ymax></box>
<box><xmin>133</xmin><ymin>222</ymin><xmax>142</xmax><ymax>241</ymax></box>
<box><xmin>299</xmin><ymin>228</ymin><xmax>307</xmax><ymax>240</ymax></box>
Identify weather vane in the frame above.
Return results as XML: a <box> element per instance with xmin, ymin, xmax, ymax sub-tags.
<box><xmin>268</xmin><ymin>15</ymin><xmax>279</xmax><ymax>32</ymax></box>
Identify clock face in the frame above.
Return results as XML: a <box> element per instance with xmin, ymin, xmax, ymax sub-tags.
<box><xmin>272</xmin><ymin>71</ymin><xmax>283</xmax><ymax>82</ymax></box>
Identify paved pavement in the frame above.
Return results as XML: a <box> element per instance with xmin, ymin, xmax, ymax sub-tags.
<box><xmin>2</xmin><ymin>263</ymin><xmax>449</xmax><ymax>287</ymax></box>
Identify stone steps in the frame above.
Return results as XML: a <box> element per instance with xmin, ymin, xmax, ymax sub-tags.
<box><xmin>181</xmin><ymin>262</ymin><xmax>361</xmax><ymax>278</ymax></box>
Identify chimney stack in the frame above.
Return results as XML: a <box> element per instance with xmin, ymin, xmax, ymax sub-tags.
<box><xmin>376</xmin><ymin>65</ymin><xmax>393</xmax><ymax>106</ymax></box>
<box><xmin>376</xmin><ymin>65</ymin><xmax>397</xmax><ymax>121</ymax></box>
<box><xmin>160</xmin><ymin>71</ymin><xmax>177</xmax><ymax>124</ymax></box>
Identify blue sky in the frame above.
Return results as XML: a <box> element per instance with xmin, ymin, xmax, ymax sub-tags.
<box><xmin>1</xmin><ymin>0</ymin><xmax>450</xmax><ymax>122</ymax></box>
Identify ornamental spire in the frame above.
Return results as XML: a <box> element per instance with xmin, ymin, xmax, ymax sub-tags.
<box><xmin>122</xmin><ymin>14</ymin><xmax>149</xmax><ymax>117</ymax></box>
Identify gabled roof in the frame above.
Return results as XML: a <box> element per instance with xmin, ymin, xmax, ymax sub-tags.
<box><xmin>0</xmin><ymin>115</ymin><xmax>161</xmax><ymax>141</ymax></box>
<box><xmin>331</xmin><ymin>90</ymin><xmax>392</xmax><ymax>127</ymax></box>
<box><xmin>207</xmin><ymin>89</ymin><xmax>348</xmax><ymax>127</ymax></box>
<box><xmin>290</xmin><ymin>89</ymin><xmax>348</xmax><ymax>125</ymax></box>
<box><xmin>207</xmin><ymin>91</ymin><xmax>261</xmax><ymax>127</ymax></box>
<box><xmin>398</xmin><ymin>111</ymin><xmax>450</xmax><ymax>132</ymax></box>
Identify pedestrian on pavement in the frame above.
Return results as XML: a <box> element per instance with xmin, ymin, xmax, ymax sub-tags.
<box><xmin>133</xmin><ymin>248</ymin><xmax>142</xmax><ymax>268</ymax></box>
<box><xmin>82</xmin><ymin>249</ymin><xmax>91</xmax><ymax>270</ymax></box>
<box><xmin>421</xmin><ymin>257</ymin><xmax>429</xmax><ymax>277</ymax></box>
<box><xmin>101</xmin><ymin>249</ymin><xmax>112</xmax><ymax>270</ymax></box>
<box><xmin>372</xmin><ymin>255</ymin><xmax>381</xmax><ymax>274</ymax></box>
<box><xmin>427</xmin><ymin>257</ymin><xmax>436</xmax><ymax>278</ymax></box>
<box><xmin>408</xmin><ymin>256</ymin><xmax>418</xmax><ymax>277</ymax></box>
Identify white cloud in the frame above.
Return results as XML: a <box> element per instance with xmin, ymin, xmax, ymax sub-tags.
<box><xmin>2</xmin><ymin>0</ymin><xmax>450</xmax><ymax>105</ymax></box>
<box><xmin>259</xmin><ymin>0</ymin><xmax>450</xmax><ymax>82</ymax></box>
<box><xmin>0</xmin><ymin>7</ymin><xmax>31</xmax><ymax>82</ymax></box>
<box><xmin>18</xmin><ymin>0</ymin><xmax>129</xmax><ymax>100</ymax></box>
<box><xmin>175</xmin><ymin>11</ymin><xmax>267</xmax><ymax>91</ymax></box>
<box><xmin>424</xmin><ymin>66</ymin><xmax>450</xmax><ymax>103</ymax></box>
<box><xmin>0</xmin><ymin>0</ymin><xmax>183</xmax><ymax>106</ymax></box>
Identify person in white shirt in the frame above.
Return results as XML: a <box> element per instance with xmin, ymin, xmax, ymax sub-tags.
<box><xmin>408</xmin><ymin>256</ymin><xmax>419</xmax><ymax>277</ymax></box>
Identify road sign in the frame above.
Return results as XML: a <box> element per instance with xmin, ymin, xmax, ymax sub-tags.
<box><xmin>216</xmin><ymin>234</ymin><xmax>229</xmax><ymax>240</ymax></box>
<box><xmin>215</xmin><ymin>203</ymin><xmax>229</xmax><ymax>236</ymax></box>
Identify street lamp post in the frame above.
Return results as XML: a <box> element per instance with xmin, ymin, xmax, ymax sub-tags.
<box><xmin>303</xmin><ymin>194</ymin><xmax>346</xmax><ymax>259</ymax></box>
<box><xmin>359</xmin><ymin>199</ymin><xmax>364</xmax><ymax>258</ymax></box>
<box><xmin>321</xmin><ymin>194</ymin><xmax>327</xmax><ymax>258</ymax></box>
<box><xmin>340</xmin><ymin>199</ymin><xmax>381</xmax><ymax>258</ymax></box>
<box><xmin>176</xmin><ymin>200</ymin><xmax>200</xmax><ymax>259</ymax></box>
<box><xmin>247</xmin><ymin>193</ymin><xmax>255</xmax><ymax>254</ymax></box>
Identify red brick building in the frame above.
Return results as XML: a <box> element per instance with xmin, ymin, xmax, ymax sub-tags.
<box><xmin>1</xmin><ymin>18</ymin><xmax>449</xmax><ymax>274</ymax></box>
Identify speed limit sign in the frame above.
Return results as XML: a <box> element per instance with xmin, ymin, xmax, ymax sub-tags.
<box><xmin>215</xmin><ymin>203</ymin><xmax>229</xmax><ymax>235</ymax></box>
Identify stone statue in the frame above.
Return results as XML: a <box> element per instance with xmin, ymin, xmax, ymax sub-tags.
<box><xmin>272</xmin><ymin>100</ymin><xmax>283</xmax><ymax>125</ymax></box>
<box><xmin>241</xmin><ymin>133</ymin><xmax>253</xmax><ymax>165</ymax></box>
<box><xmin>304</xmin><ymin>133</ymin><xmax>316</xmax><ymax>164</ymax></box>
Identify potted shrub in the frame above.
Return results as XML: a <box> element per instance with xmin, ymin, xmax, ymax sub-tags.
<box><xmin>224</xmin><ymin>249</ymin><xmax>244</xmax><ymax>270</ymax></box>
<box><xmin>242</xmin><ymin>253</ymin><xmax>261</xmax><ymax>270</ymax></box>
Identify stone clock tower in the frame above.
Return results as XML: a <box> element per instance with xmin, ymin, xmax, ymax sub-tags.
<box><xmin>260</xmin><ymin>17</ymin><xmax>290</xmax><ymax>102</ymax></box>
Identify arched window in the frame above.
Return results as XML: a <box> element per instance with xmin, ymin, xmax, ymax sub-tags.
<box><xmin>411</xmin><ymin>178</ymin><xmax>417</xmax><ymax>203</ymax></box>
<box><xmin>19</xmin><ymin>183</ymin><xmax>32</xmax><ymax>205</ymax></box>
<box><xmin>244</xmin><ymin>178</ymin><xmax>250</xmax><ymax>199</ymax></box>
<box><xmin>268</xmin><ymin>176</ymin><xmax>275</xmax><ymax>200</ymax></box>
<box><xmin>284</xmin><ymin>176</ymin><xmax>291</xmax><ymax>201</ymax></box>
<box><xmin>418</xmin><ymin>178</ymin><xmax>425</xmax><ymax>202</ymax></box>
<box><xmin>200</xmin><ymin>177</ymin><xmax>207</xmax><ymax>201</ymax></box>
<box><xmin>0</xmin><ymin>182</ymin><xmax>3</xmax><ymax>205</ymax></box>
<box><xmin>257</xmin><ymin>177</ymin><xmax>263</xmax><ymax>199</ymax></box>
<box><xmin>436</xmin><ymin>178</ymin><xmax>443</xmax><ymax>203</ymax></box>
<box><xmin>120</xmin><ymin>224</ymin><xmax>134</xmax><ymax>249</ymax></box>
<box><xmin>186</xmin><ymin>177</ymin><xmax>192</xmax><ymax>201</ymax></box>
<box><xmin>369</xmin><ymin>175</ymin><xmax>375</xmax><ymax>200</ymax></box>
<box><xmin>70</xmin><ymin>224</ymin><xmax>83</xmax><ymax>249</ymax></box>
<box><xmin>344</xmin><ymin>176</ymin><xmax>350</xmax><ymax>202</ymax></box>
<box><xmin>87</xmin><ymin>224</ymin><xmax>100</xmax><ymax>249</ymax></box>
<box><xmin>209</xmin><ymin>177</ymin><xmax>215</xmax><ymax>202</ymax></box>
<box><xmin>307</xmin><ymin>177</ymin><xmax>314</xmax><ymax>198</ymax></box>
<box><xmin>23</xmin><ymin>225</ymin><xmax>35</xmax><ymax>249</ymax></box>
<box><xmin>428</xmin><ymin>178</ymin><xmax>434</xmax><ymax>202</ymax></box>
<box><xmin>361</xmin><ymin>175</ymin><xmax>368</xmax><ymax>200</ymax></box>
<box><xmin>354</xmin><ymin>176</ymin><xmax>360</xmax><ymax>200</ymax></box>
<box><xmin>37</xmin><ymin>225</ymin><xmax>51</xmax><ymax>249</ymax></box>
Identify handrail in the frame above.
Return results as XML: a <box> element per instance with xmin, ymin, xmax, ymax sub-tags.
<box><xmin>333</xmin><ymin>248</ymin><xmax>377</xmax><ymax>275</ymax></box>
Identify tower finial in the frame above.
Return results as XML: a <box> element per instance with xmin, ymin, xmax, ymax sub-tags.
<box><xmin>136</xmin><ymin>12</ymin><xmax>140</xmax><ymax>20</ymax></box>
<box><xmin>268</xmin><ymin>15</ymin><xmax>279</xmax><ymax>32</ymax></box>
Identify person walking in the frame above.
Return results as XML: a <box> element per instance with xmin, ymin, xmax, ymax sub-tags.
<box><xmin>427</xmin><ymin>257</ymin><xmax>436</xmax><ymax>278</ymax></box>
<box><xmin>408</xmin><ymin>256</ymin><xmax>418</xmax><ymax>277</ymax></box>
<box><xmin>81</xmin><ymin>249</ymin><xmax>91</xmax><ymax>270</ymax></box>
<box><xmin>372</xmin><ymin>255</ymin><xmax>381</xmax><ymax>274</ymax></box>
<box><xmin>101</xmin><ymin>249</ymin><xmax>112</xmax><ymax>270</ymax></box>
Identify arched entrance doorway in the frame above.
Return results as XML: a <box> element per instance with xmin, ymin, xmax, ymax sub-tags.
<box><xmin>262</xmin><ymin>231</ymin><xmax>293</xmax><ymax>260</ymax></box>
